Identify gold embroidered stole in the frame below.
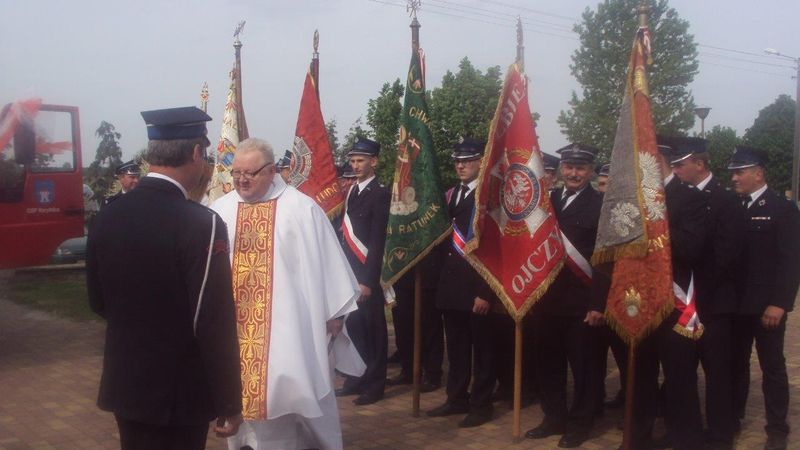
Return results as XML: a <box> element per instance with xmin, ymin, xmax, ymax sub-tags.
<box><xmin>232</xmin><ymin>201</ymin><xmax>277</xmax><ymax>420</ymax></box>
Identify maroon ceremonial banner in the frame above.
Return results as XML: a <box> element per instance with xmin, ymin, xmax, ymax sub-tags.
<box><xmin>289</xmin><ymin>71</ymin><xmax>344</xmax><ymax>218</ymax></box>
<box><xmin>464</xmin><ymin>63</ymin><xmax>564</xmax><ymax>322</ymax></box>
<box><xmin>592</xmin><ymin>26</ymin><xmax>674</xmax><ymax>346</ymax></box>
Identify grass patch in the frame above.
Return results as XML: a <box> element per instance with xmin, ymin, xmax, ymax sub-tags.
<box><xmin>6</xmin><ymin>272</ymin><xmax>96</xmax><ymax>321</ymax></box>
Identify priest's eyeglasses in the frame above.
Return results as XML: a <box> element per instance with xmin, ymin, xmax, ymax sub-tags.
<box><xmin>231</xmin><ymin>163</ymin><xmax>273</xmax><ymax>180</ymax></box>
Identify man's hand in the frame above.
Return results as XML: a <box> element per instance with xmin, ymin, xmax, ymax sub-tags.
<box><xmin>327</xmin><ymin>318</ymin><xmax>344</xmax><ymax>337</ymax></box>
<box><xmin>473</xmin><ymin>297</ymin><xmax>490</xmax><ymax>315</ymax></box>
<box><xmin>584</xmin><ymin>310</ymin><xmax>605</xmax><ymax>327</ymax></box>
<box><xmin>214</xmin><ymin>413</ymin><xmax>243</xmax><ymax>438</ymax></box>
<box><xmin>762</xmin><ymin>305</ymin><xmax>785</xmax><ymax>330</ymax></box>
<box><xmin>357</xmin><ymin>284</ymin><xmax>372</xmax><ymax>303</ymax></box>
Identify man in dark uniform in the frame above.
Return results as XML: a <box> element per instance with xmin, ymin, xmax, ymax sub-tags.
<box><xmin>336</xmin><ymin>136</ymin><xmax>391</xmax><ymax>406</ymax></box>
<box><xmin>542</xmin><ymin>152</ymin><xmax>560</xmax><ymax>191</ymax></box>
<box><xmin>617</xmin><ymin>139</ymin><xmax>707</xmax><ymax>450</ymax></box>
<box><xmin>728</xmin><ymin>146</ymin><xmax>800</xmax><ymax>450</ymax></box>
<box><xmin>426</xmin><ymin>138</ymin><xmax>497</xmax><ymax>428</ymax></box>
<box><xmin>385</xmin><ymin>249</ymin><xmax>444</xmax><ymax>392</ymax></box>
<box><xmin>670</xmin><ymin>137</ymin><xmax>745</xmax><ymax>449</ymax></box>
<box><xmin>86</xmin><ymin>106</ymin><xmax>243</xmax><ymax>450</ymax></box>
<box><xmin>525</xmin><ymin>143</ymin><xmax>605</xmax><ymax>448</ymax></box>
<box><xmin>102</xmin><ymin>160</ymin><xmax>141</xmax><ymax>207</ymax></box>
<box><xmin>276</xmin><ymin>150</ymin><xmax>292</xmax><ymax>183</ymax></box>
<box><xmin>595</xmin><ymin>163</ymin><xmax>610</xmax><ymax>193</ymax></box>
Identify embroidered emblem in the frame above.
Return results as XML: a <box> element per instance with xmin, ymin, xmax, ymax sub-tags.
<box><xmin>624</xmin><ymin>287</ymin><xmax>641</xmax><ymax>317</ymax></box>
<box><xmin>610</xmin><ymin>202</ymin><xmax>640</xmax><ymax>237</ymax></box>
<box><xmin>638</xmin><ymin>152</ymin><xmax>665</xmax><ymax>222</ymax></box>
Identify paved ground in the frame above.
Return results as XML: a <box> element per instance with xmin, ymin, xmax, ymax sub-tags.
<box><xmin>0</xmin><ymin>273</ymin><xmax>798</xmax><ymax>449</ymax></box>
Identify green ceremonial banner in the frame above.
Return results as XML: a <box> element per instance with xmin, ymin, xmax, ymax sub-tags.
<box><xmin>380</xmin><ymin>48</ymin><xmax>451</xmax><ymax>289</ymax></box>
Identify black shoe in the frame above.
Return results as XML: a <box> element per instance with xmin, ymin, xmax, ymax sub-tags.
<box><xmin>558</xmin><ymin>430</ymin><xmax>589</xmax><ymax>448</ymax></box>
<box><xmin>352</xmin><ymin>393</ymin><xmax>383</xmax><ymax>405</ymax></box>
<box><xmin>604</xmin><ymin>391</ymin><xmax>625</xmax><ymax>409</ymax></box>
<box><xmin>387</xmin><ymin>351</ymin><xmax>401</xmax><ymax>364</ymax></box>
<box><xmin>335</xmin><ymin>386</ymin><xmax>360</xmax><ymax>397</ymax></box>
<box><xmin>764</xmin><ymin>435</ymin><xmax>787</xmax><ymax>450</ymax></box>
<box><xmin>525</xmin><ymin>421</ymin><xmax>566</xmax><ymax>439</ymax></box>
<box><xmin>426</xmin><ymin>402</ymin><xmax>470</xmax><ymax>417</ymax></box>
<box><xmin>386</xmin><ymin>373</ymin><xmax>412</xmax><ymax>386</ymax></box>
<box><xmin>419</xmin><ymin>381</ymin><xmax>441</xmax><ymax>393</ymax></box>
<box><xmin>458</xmin><ymin>410</ymin><xmax>493</xmax><ymax>428</ymax></box>
<box><xmin>652</xmin><ymin>434</ymin><xmax>672</xmax><ymax>449</ymax></box>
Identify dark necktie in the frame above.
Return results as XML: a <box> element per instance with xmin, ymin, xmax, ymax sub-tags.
<box><xmin>349</xmin><ymin>184</ymin><xmax>360</xmax><ymax>205</ymax></box>
<box><xmin>562</xmin><ymin>190</ymin><xmax>576</xmax><ymax>210</ymax></box>
<box><xmin>742</xmin><ymin>194</ymin><xmax>752</xmax><ymax>208</ymax></box>
<box><xmin>456</xmin><ymin>184</ymin><xmax>468</xmax><ymax>206</ymax></box>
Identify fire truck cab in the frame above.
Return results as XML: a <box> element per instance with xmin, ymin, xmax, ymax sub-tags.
<box><xmin>0</xmin><ymin>102</ymin><xmax>84</xmax><ymax>269</ymax></box>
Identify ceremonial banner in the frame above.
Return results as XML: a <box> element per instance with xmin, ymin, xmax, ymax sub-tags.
<box><xmin>463</xmin><ymin>63</ymin><xmax>564</xmax><ymax>322</ymax></box>
<box><xmin>592</xmin><ymin>26</ymin><xmax>673</xmax><ymax>345</ymax></box>
<box><xmin>232</xmin><ymin>201</ymin><xmax>277</xmax><ymax>420</ymax></box>
<box><xmin>380</xmin><ymin>47</ymin><xmax>450</xmax><ymax>288</ymax></box>
<box><xmin>289</xmin><ymin>71</ymin><xmax>344</xmax><ymax>217</ymax></box>
<box><xmin>0</xmin><ymin>99</ymin><xmax>42</xmax><ymax>150</ymax></box>
<box><xmin>208</xmin><ymin>67</ymin><xmax>245</xmax><ymax>202</ymax></box>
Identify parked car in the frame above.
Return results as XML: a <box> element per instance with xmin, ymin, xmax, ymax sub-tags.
<box><xmin>51</xmin><ymin>236</ymin><xmax>87</xmax><ymax>264</ymax></box>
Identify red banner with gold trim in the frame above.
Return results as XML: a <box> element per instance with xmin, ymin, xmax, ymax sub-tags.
<box><xmin>289</xmin><ymin>72</ymin><xmax>344</xmax><ymax>218</ymax></box>
<box><xmin>232</xmin><ymin>201</ymin><xmax>277</xmax><ymax>420</ymax></box>
<box><xmin>463</xmin><ymin>63</ymin><xmax>564</xmax><ymax>322</ymax></box>
<box><xmin>591</xmin><ymin>26</ymin><xmax>673</xmax><ymax>346</ymax></box>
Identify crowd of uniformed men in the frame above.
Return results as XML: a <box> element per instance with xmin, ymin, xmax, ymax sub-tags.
<box><xmin>108</xmin><ymin>132</ymin><xmax>800</xmax><ymax>450</ymax></box>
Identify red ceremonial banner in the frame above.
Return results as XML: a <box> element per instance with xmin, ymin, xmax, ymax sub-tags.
<box><xmin>290</xmin><ymin>72</ymin><xmax>344</xmax><ymax>218</ymax></box>
<box><xmin>464</xmin><ymin>64</ymin><xmax>564</xmax><ymax>322</ymax></box>
<box><xmin>592</xmin><ymin>26</ymin><xmax>674</xmax><ymax>346</ymax></box>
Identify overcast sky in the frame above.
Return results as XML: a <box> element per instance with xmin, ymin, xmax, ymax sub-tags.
<box><xmin>2</xmin><ymin>0</ymin><xmax>797</xmax><ymax>165</ymax></box>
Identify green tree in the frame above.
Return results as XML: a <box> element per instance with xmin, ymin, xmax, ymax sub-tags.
<box><xmin>366</xmin><ymin>79</ymin><xmax>404</xmax><ymax>184</ymax></box>
<box><xmin>325</xmin><ymin>118</ymin><xmax>342</xmax><ymax>165</ymax></box>
<box><xmin>558</xmin><ymin>0</ymin><xmax>699</xmax><ymax>158</ymax></box>
<box><xmin>703</xmin><ymin>125</ymin><xmax>741</xmax><ymax>182</ymax></box>
<box><xmin>744</xmin><ymin>94</ymin><xmax>796</xmax><ymax>194</ymax></box>
<box><xmin>429</xmin><ymin>57</ymin><xmax>502</xmax><ymax>186</ymax></box>
<box><xmin>86</xmin><ymin>121</ymin><xmax>123</xmax><ymax>200</ymax></box>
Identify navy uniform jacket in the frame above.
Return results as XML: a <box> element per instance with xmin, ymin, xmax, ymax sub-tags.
<box><xmin>695</xmin><ymin>176</ymin><xmax>746</xmax><ymax>317</ymax></box>
<box><xmin>341</xmin><ymin>177</ymin><xmax>390</xmax><ymax>292</ymax></box>
<box><xmin>101</xmin><ymin>192</ymin><xmax>123</xmax><ymax>209</ymax></box>
<box><xmin>538</xmin><ymin>185</ymin><xmax>603</xmax><ymax>316</ymax></box>
<box><xmin>737</xmin><ymin>188</ymin><xmax>800</xmax><ymax>314</ymax></box>
<box><xmin>436</xmin><ymin>185</ymin><xmax>495</xmax><ymax>311</ymax></box>
<box><xmin>664</xmin><ymin>177</ymin><xmax>707</xmax><ymax>290</ymax></box>
<box><xmin>86</xmin><ymin>176</ymin><xmax>242</xmax><ymax>426</ymax></box>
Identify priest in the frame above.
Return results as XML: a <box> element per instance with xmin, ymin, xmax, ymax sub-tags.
<box><xmin>211</xmin><ymin>137</ymin><xmax>362</xmax><ymax>450</ymax></box>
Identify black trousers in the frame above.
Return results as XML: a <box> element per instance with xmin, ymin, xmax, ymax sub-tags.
<box><xmin>622</xmin><ymin>312</ymin><xmax>704</xmax><ymax>450</ymax></box>
<box><xmin>344</xmin><ymin>294</ymin><xmax>388</xmax><ymax>397</ymax></box>
<box><xmin>391</xmin><ymin>283</ymin><xmax>444</xmax><ymax>383</ymax></box>
<box><xmin>115</xmin><ymin>416</ymin><xmax>208</xmax><ymax>450</ymax></box>
<box><xmin>535</xmin><ymin>314</ymin><xmax>603</xmax><ymax>433</ymax></box>
<box><xmin>442</xmin><ymin>309</ymin><xmax>496</xmax><ymax>410</ymax></box>
<box><xmin>731</xmin><ymin>313</ymin><xmax>789</xmax><ymax>436</ymax></box>
<box><xmin>494</xmin><ymin>312</ymin><xmax>539</xmax><ymax>400</ymax></box>
<box><xmin>698</xmin><ymin>314</ymin><xmax>735</xmax><ymax>447</ymax></box>
<box><xmin>597</xmin><ymin>324</ymin><xmax>628</xmax><ymax>405</ymax></box>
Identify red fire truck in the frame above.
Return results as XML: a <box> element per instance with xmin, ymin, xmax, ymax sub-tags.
<box><xmin>0</xmin><ymin>100</ymin><xmax>85</xmax><ymax>269</ymax></box>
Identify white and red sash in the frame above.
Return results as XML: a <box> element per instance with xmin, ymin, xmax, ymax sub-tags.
<box><xmin>341</xmin><ymin>184</ymin><xmax>368</xmax><ymax>264</ymax></box>
<box><xmin>672</xmin><ymin>274</ymin><xmax>703</xmax><ymax>339</ymax></box>
<box><xmin>452</xmin><ymin>221</ymin><xmax>467</xmax><ymax>256</ymax></box>
<box><xmin>560</xmin><ymin>231</ymin><xmax>592</xmax><ymax>285</ymax></box>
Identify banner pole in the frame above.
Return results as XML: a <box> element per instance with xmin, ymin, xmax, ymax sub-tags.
<box><xmin>512</xmin><ymin>320</ymin><xmax>523</xmax><ymax>441</ymax></box>
<box><xmin>622</xmin><ymin>344</ymin><xmax>636</xmax><ymax>450</ymax></box>
<box><xmin>411</xmin><ymin>266</ymin><xmax>422</xmax><ymax>417</ymax></box>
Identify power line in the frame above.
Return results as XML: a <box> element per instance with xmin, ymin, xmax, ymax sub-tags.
<box><xmin>426</xmin><ymin>0</ymin><xmax>574</xmax><ymax>32</ymax></box>
<box><xmin>699</xmin><ymin>52</ymin><xmax>796</xmax><ymax>70</ymax></box>
<box><xmin>482</xmin><ymin>0</ymin><xmax>578</xmax><ymax>22</ymax></box>
<box><xmin>367</xmin><ymin>0</ymin><xmax>578</xmax><ymax>41</ymax></box>
<box><xmin>699</xmin><ymin>44</ymin><xmax>778</xmax><ymax>59</ymax></box>
<box><xmin>698</xmin><ymin>60</ymin><xmax>794</xmax><ymax>79</ymax></box>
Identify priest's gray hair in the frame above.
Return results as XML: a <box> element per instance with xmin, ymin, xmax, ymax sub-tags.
<box><xmin>237</xmin><ymin>138</ymin><xmax>275</xmax><ymax>165</ymax></box>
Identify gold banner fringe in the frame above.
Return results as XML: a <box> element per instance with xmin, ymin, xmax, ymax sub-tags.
<box><xmin>325</xmin><ymin>201</ymin><xmax>344</xmax><ymax>221</ymax></box>
<box><xmin>591</xmin><ymin>239</ymin><xmax>649</xmax><ymax>266</ymax></box>
<box><xmin>379</xmin><ymin>225</ymin><xmax>452</xmax><ymax>290</ymax></box>
<box><xmin>672</xmin><ymin>323</ymin><xmax>704</xmax><ymax>341</ymax></box>
<box><xmin>463</xmin><ymin>252</ymin><xmax>565</xmax><ymax>324</ymax></box>
<box><xmin>605</xmin><ymin>299</ymin><xmax>674</xmax><ymax>347</ymax></box>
